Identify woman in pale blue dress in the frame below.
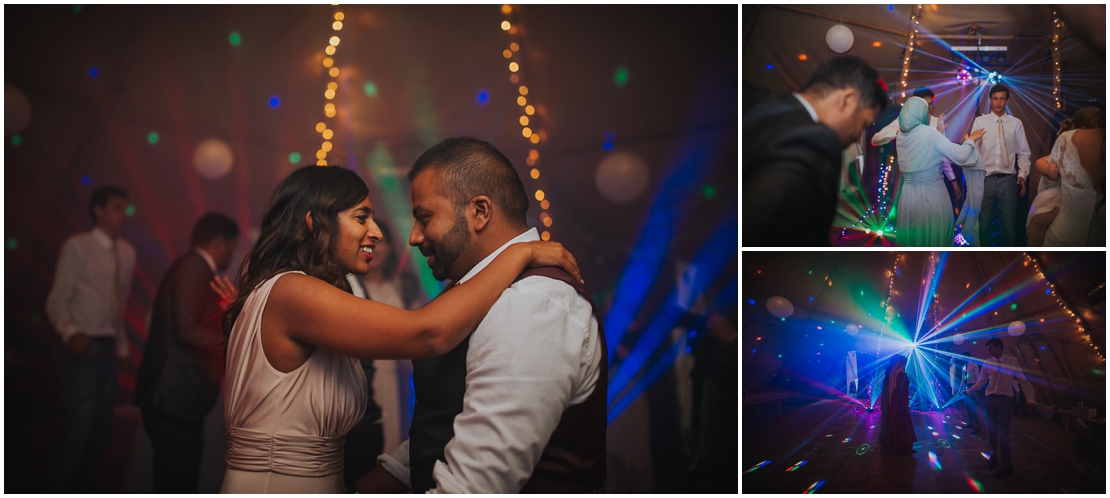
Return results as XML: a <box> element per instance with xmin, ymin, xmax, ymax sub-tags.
<box><xmin>895</xmin><ymin>97</ymin><xmax>985</xmax><ymax>246</ymax></box>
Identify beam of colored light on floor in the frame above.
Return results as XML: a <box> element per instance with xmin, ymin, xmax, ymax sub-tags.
<box><xmin>842</xmin><ymin>437</ymin><xmax>851</xmax><ymax>443</ymax></box>
<box><xmin>804</xmin><ymin>480</ymin><xmax>825</xmax><ymax>493</ymax></box>
<box><xmin>981</xmin><ymin>452</ymin><xmax>991</xmax><ymax>460</ymax></box>
<box><xmin>939</xmin><ymin>439</ymin><xmax>950</xmax><ymax>448</ymax></box>
<box><xmin>786</xmin><ymin>460</ymin><xmax>808</xmax><ymax>472</ymax></box>
<box><xmin>855</xmin><ymin>443</ymin><xmax>870</xmax><ymax>455</ymax></box>
<box><xmin>953</xmin><ymin>434</ymin><xmax>960</xmax><ymax>439</ymax></box>
<box><xmin>928</xmin><ymin>450</ymin><xmax>941</xmax><ymax>470</ymax></box>
<box><xmin>744</xmin><ymin>460</ymin><xmax>771</xmax><ymax>474</ymax></box>
<box><xmin>966</xmin><ymin>477</ymin><xmax>983</xmax><ymax>492</ymax></box>
<box><xmin>606</xmin><ymin>216</ymin><xmax>737</xmax><ymax>412</ymax></box>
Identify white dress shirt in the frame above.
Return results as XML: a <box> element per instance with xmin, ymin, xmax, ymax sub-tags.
<box><xmin>967</xmin><ymin>354</ymin><xmax>1036</xmax><ymax>403</ymax></box>
<box><xmin>195</xmin><ymin>247</ymin><xmax>218</xmax><ymax>274</ymax></box>
<box><xmin>45</xmin><ymin>227</ymin><xmax>136</xmax><ymax>358</ymax></box>
<box><xmin>378</xmin><ymin>228</ymin><xmax>602</xmax><ymax>493</ymax></box>
<box><xmin>971</xmin><ymin>112</ymin><xmax>1031</xmax><ymax>178</ymax></box>
<box><xmin>872</xmin><ymin>115</ymin><xmax>957</xmax><ymax>180</ymax></box>
<box><xmin>792</xmin><ymin>92</ymin><xmax>819</xmax><ymax>122</ymax></box>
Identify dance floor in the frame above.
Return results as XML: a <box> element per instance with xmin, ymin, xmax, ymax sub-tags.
<box><xmin>743</xmin><ymin>399</ymin><xmax>1082</xmax><ymax>493</ymax></box>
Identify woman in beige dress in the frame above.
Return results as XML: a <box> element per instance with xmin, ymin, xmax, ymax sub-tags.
<box><xmin>218</xmin><ymin>165</ymin><xmax>580</xmax><ymax>493</ymax></box>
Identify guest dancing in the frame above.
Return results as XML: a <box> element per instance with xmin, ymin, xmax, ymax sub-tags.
<box><xmin>1041</xmin><ymin>107</ymin><xmax>1104</xmax><ymax>246</ymax></box>
<box><xmin>894</xmin><ymin>96</ymin><xmax>983</xmax><ymax>246</ymax></box>
<box><xmin>880</xmin><ymin>355</ymin><xmax>916</xmax><ymax>455</ymax></box>
<box><xmin>217</xmin><ymin>165</ymin><xmax>581</xmax><ymax>493</ymax></box>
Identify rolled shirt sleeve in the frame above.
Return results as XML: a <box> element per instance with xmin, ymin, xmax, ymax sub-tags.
<box><xmin>378</xmin><ymin>440</ymin><xmax>412</xmax><ymax>488</ymax></box>
<box><xmin>429</xmin><ymin>282</ymin><xmax>599</xmax><ymax>494</ymax></box>
<box><xmin>871</xmin><ymin>118</ymin><xmax>900</xmax><ymax>147</ymax></box>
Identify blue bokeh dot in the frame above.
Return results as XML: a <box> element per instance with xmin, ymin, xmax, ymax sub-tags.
<box><xmin>476</xmin><ymin>89</ymin><xmax>490</xmax><ymax>106</ymax></box>
<box><xmin>765</xmin><ymin>64</ymin><xmax>774</xmax><ymax>70</ymax></box>
<box><xmin>602</xmin><ymin>141</ymin><xmax>613</xmax><ymax>151</ymax></box>
<box><xmin>89</xmin><ymin>67</ymin><xmax>99</xmax><ymax>78</ymax></box>
<box><xmin>269</xmin><ymin>96</ymin><xmax>280</xmax><ymax>108</ymax></box>
<box><xmin>81</xmin><ymin>175</ymin><xmax>92</xmax><ymax>186</ymax></box>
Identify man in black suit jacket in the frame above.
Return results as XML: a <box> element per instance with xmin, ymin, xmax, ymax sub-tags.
<box><xmin>134</xmin><ymin>213</ymin><xmax>238</xmax><ymax>493</ymax></box>
<box><xmin>743</xmin><ymin>55</ymin><xmax>888</xmax><ymax>246</ymax></box>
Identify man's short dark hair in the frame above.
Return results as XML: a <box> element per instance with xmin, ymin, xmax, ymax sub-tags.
<box><xmin>800</xmin><ymin>55</ymin><xmax>889</xmax><ymax>112</ymax></box>
<box><xmin>986</xmin><ymin>338</ymin><xmax>1003</xmax><ymax>349</ymax></box>
<box><xmin>191</xmin><ymin>212</ymin><xmax>239</xmax><ymax>247</ymax></box>
<box><xmin>88</xmin><ymin>185</ymin><xmax>128</xmax><ymax>222</ymax></box>
<box><xmin>913</xmin><ymin>87</ymin><xmax>935</xmax><ymax>100</ymax></box>
<box><xmin>408</xmin><ymin>137</ymin><xmax>529</xmax><ymax>228</ymax></box>
<box><xmin>989</xmin><ymin>84</ymin><xmax>1010</xmax><ymax>99</ymax></box>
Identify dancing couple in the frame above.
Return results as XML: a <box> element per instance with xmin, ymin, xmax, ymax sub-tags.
<box><xmin>218</xmin><ymin>137</ymin><xmax>606</xmax><ymax>493</ymax></box>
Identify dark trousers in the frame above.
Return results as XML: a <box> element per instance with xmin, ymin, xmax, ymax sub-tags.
<box><xmin>980</xmin><ymin>174</ymin><xmax>1018</xmax><ymax>246</ymax></box>
<box><xmin>141</xmin><ymin>408</ymin><xmax>204</xmax><ymax>493</ymax></box>
<box><xmin>964</xmin><ymin>386</ymin><xmax>983</xmax><ymax>429</ymax></box>
<box><xmin>46</xmin><ymin>338</ymin><xmax>118</xmax><ymax>493</ymax></box>
<box><xmin>343</xmin><ymin>421</ymin><xmax>384</xmax><ymax>487</ymax></box>
<box><xmin>1013</xmin><ymin>389</ymin><xmax>1029</xmax><ymax>418</ymax></box>
<box><xmin>986</xmin><ymin>394</ymin><xmax>1014</xmax><ymax>468</ymax></box>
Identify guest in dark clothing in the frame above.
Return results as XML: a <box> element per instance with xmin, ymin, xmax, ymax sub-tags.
<box><xmin>743</xmin><ymin>55</ymin><xmax>888</xmax><ymax>246</ymax></box>
<box><xmin>134</xmin><ymin>213</ymin><xmax>239</xmax><ymax>493</ymax></box>
<box><xmin>880</xmin><ymin>355</ymin><xmax>917</xmax><ymax>455</ymax></box>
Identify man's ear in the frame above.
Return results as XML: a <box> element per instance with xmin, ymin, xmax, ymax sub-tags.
<box><xmin>836</xmin><ymin>88</ymin><xmax>858</xmax><ymax>113</ymax></box>
<box><xmin>304</xmin><ymin>212</ymin><xmax>314</xmax><ymax>233</ymax></box>
<box><xmin>471</xmin><ymin>196</ymin><xmax>493</xmax><ymax>232</ymax></box>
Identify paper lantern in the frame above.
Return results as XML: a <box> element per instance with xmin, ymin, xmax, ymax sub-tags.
<box><xmin>1007</xmin><ymin>320</ymin><xmax>1026</xmax><ymax>337</ymax></box>
<box><xmin>953</xmin><ymin>334</ymin><xmax>965</xmax><ymax>345</ymax></box>
<box><xmin>826</xmin><ymin>24</ymin><xmax>854</xmax><ymax>54</ymax></box>
<box><xmin>595</xmin><ymin>151</ymin><xmax>650</xmax><ymax>204</ymax></box>
<box><xmin>846</xmin><ymin>324</ymin><xmax>859</xmax><ymax>336</ymax></box>
<box><xmin>193</xmin><ymin>138</ymin><xmax>234</xmax><ymax>181</ymax></box>
<box><xmin>767</xmin><ymin>296</ymin><xmax>794</xmax><ymax>318</ymax></box>
<box><xmin>5</xmin><ymin>85</ymin><xmax>32</xmax><ymax>135</ymax></box>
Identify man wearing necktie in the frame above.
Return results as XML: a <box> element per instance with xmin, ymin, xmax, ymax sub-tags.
<box><xmin>45</xmin><ymin>185</ymin><xmax>136</xmax><ymax>492</ymax></box>
<box><xmin>969</xmin><ymin>84</ymin><xmax>1031</xmax><ymax>246</ymax></box>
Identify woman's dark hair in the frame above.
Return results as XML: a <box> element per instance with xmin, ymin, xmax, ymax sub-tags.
<box><xmin>1061</xmin><ymin>107</ymin><xmax>1104</xmax><ymax>134</ymax></box>
<box><xmin>223</xmin><ymin>165</ymin><xmax>369</xmax><ymax>336</ymax></box>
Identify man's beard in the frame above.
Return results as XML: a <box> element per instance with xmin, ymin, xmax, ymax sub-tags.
<box><xmin>420</xmin><ymin>209</ymin><xmax>471</xmax><ymax>281</ymax></box>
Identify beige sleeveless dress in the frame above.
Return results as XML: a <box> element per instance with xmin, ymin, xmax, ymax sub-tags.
<box><xmin>220</xmin><ymin>271</ymin><xmax>367</xmax><ymax>493</ymax></box>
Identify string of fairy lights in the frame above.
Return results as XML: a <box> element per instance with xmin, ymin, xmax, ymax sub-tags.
<box><xmin>499</xmin><ymin>5</ymin><xmax>552</xmax><ymax>241</ymax></box>
<box><xmin>1025</xmin><ymin>253</ymin><xmax>1103</xmax><ymax>361</ymax></box>
<box><xmin>1051</xmin><ymin>10</ymin><xmax>1062</xmax><ymax>111</ymax></box>
<box><xmin>898</xmin><ymin>5</ymin><xmax>924</xmax><ymax>104</ymax></box>
<box><xmin>314</xmin><ymin>11</ymin><xmax>345</xmax><ymax>166</ymax></box>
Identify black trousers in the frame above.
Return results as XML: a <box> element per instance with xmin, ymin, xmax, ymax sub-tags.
<box><xmin>47</xmin><ymin>338</ymin><xmax>118</xmax><ymax>493</ymax></box>
<box><xmin>141</xmin><ymin>408</ymin><xmax>204</xmax><ymax>493</ymax></box>
<box><xmin>343</xmin><ymin>420</ymin><xmax>384</xmax><ymax>487</ymax></box>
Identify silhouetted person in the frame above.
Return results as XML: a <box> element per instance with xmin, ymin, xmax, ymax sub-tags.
<box><xmin>134</xmin><ymin>213</ymin><xmax>239</xmax><ymax>492</ymax></box>
<box><xmin>965</xmin><ymin>338</ymin><xmax>1037</xmax><ymax>478</ymax></box>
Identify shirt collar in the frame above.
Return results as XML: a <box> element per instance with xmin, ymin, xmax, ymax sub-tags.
<box><xmin>91</xmin><ymin>227</ymin><xmax>115</xmax><ymax>249</ymax></box>
<box><xmin>195</xmin><ymin>247</ymin><xmax>218</xmax><ymax>274</ymax></box>
<box><xmin>454</xmin><ymin>228</ymin><xmax>539</xmax><ymax>285</ymax></box>
<box><xmin>793</xmin><ymin>93</ymin><xmax>819</xmax><ymax>123</ymax></box>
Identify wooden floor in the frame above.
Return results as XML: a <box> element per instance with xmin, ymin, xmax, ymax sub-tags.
<box><xmin>742</xmin><ymin>399</ymin><xmax>1091</xmax><ymax>494</ymax></box>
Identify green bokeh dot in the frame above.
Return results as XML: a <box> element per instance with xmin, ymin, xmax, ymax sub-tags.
<box><xmin>147</xmin><ymin>132</ymin><xmax>159</xmax><ymax>144</ymax></box>
<box><xmin>701</xmin><ymin>184</ymin><xmax>717</xmax><ymax>200</ymax></box>
<box><xmin>7</xmin><ymin>238</ymin><xmax>17</xmax><ymax>250</ymax></box>
<box><xmin>125</xmin><ymin>204</ymin><xmax>136</xmax><ymax>217</ymax></box>
<box><xmin>229</xmin><ymin>31</ymin><xmax>242</xmax><ymax>46</ymax></box>
<box><xmin>364</xmin><ymin>81</ymin><xmax>378</xmax><ymax>97</ymax></box>
<box><xmin>11</xmin><ymin>135</ymin><xmax>22</xmax><ymax>146</ymax></box>
<box><xmin>289</xmin><ymin>152</ymin><xmax>302</xmax><ymax>164</ymax></box>
<box><xmin>614</xmin><ymin>67</ymin><xmax>629</xmax><ymax>87</ymax></box>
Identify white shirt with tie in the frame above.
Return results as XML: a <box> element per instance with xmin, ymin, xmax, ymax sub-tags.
<box><xmin>971</xmin><ymin>112</ymin><xmax>1031</xmax><ymax>179</ymax></box>
<box><xmin>45</xmin><ymin>227</ymin><xmax>136</xmax><ymax>358</ymax></box>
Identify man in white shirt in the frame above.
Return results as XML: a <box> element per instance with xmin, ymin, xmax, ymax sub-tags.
<box><xmin>969</xmin><ymin>84</ymin><xmax>1032</xmax><ymax>246</ymax></box>
<box><xmin>871</xmin><ymin>87</ymin><xmax>963</xmax><ymax>202</ymax></box>
<box><xmin>356</xmin><ymin>137</ymin><xmax>605</xmax><ymax>493</ymax></box>
<box><xmin>965</xmin><ymin>338</ymin><xmax>1037</xmax><ymax>479</ymax></box>
<box><xmin>44</xmin><ymin>185</ymin><xmax>136</xmax><ymax>492</ymax></box>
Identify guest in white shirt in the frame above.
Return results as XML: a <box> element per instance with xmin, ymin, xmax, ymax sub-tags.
<box><xmin>871</xmin><ymin>87</ymin><xmax>963</xmax><ymax>202</ymax></box>
<box><xmin>44</xmin><ymin>185</ymin><xmax>136</xmax><ymax>492</ymax></box>
<box><xmin>968</xmin><ymin>84</ymin><xmax>1032</xmax><ymax>246</ymax></box>
<box><xmin>965</xmin><ymin>338</ymin><xmax>1037</xmax><ymax>479</ymax></box>
<box><xmin>357</xmin><ymin>137</ymin><xmax>605</xmax><ymax>493</ymax></box>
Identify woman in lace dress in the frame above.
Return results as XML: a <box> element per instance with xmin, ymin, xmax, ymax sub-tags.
<box><xmin>1042</xmin><ymin>107</ymin><xmax>1104</xmax><ymax>247</ymax></box>
<box><xmin>218</xmin><ymin>166</ymin><xmax>581</xmax><ymax>493</ymax></box>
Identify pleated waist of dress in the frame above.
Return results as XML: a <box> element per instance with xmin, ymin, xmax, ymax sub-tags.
<box><xmin>901</xmin><ymin>166</ymin><xmax>943</xmax><ymax>186</ymax></box>
<box><xmin>225</xmin><ymin>427</ymin><xmax>344</xmax><ymax>477</ymax></box>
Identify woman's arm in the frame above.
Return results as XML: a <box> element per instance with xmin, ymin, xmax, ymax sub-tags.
<box><xmin>269</xmin><ymin>241</ymin><xmax>580</xmax><ymax>360</ymax></box>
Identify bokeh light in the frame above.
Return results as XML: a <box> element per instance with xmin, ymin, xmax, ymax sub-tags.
<box><xmin>476</xmin><ymin>89</ymin><xmax>489</xmax><ymax>105</ymax></box>
<box><xmin>325</xmin><ymin>45</ymin><xmax>335</xmax><ymax>55</ymax></box>
<box><xmin>509</xmin><ymin>62</ymin><xmax>519</xmax><ymax>72</ymax></box>
<box><xmin>614</xmin><ymin>67</ymin><xmax>629</xmax><ymax>87</ymax></box>
<box><xmin>501</xmin><ymin>21</ymin><xmax>511</xmax><ymax>31</ymax></box>
<box><xmin>503</xmin><ymin>49</ymin><xmax>512</xmax><ymax>59</ymax></box>
<box><xmin>702</xmin><ymin>184</ymin><xmax>717</xmax><ymax>200</ymax></box>
<box><xmin>530</xmin><ymin>168</ymin><xmax>540</xmax><ymax>179</ymax></box>
<box><xmin>269</xmin><ymin>96</ymin><xmax>280</xmax><ymax>108</ymax></box>
<box><xmin>325</xmin><ymin>89</ymin><xmax>336</xmax><ymax>99</ymax></box>
<box><xmin>535</xmin><ymin>190</ymin><xmax>545</xmax><ymax>201</ymax></box>
<box><xmin>229</xmin><ymin>31</ymin><xmax>241</xmax><ymax>46</ymax></box>
<box><xmin>7</xmin><ymin>238</ymin><xmax>17</xmax><ymax>250</ymax></box>
<box><xmin>329</xmin><ymin>36</ymin><xmax>340</xmax><ymax>46</ymax></box>
<box><xmin>520</xmin><ymin>116</ymin><xmax>529</xmax><ymax>126</ymax></box>
<box><xmin>333</xmin><ymin>21</ymin><xmax>343</xmax><ymax>30</ymax></box>
<box><xmin>329</xmin><ymin>67</ymin><xmax>340</xmax><ymax>77</ymax></box>
<box><xmin>522</xmin><ymin>127</ymin><xmax>532</xmax><ymax>138</ymax></box>
<box><xmin>525</xmin><ymin>105</ymin><xmax>535</xmax><ymax>115</ymax></box>
<box><xmin>322</xmin><ymin>141</ymin><xmax>333</xmax><ymax>152</ymax></box>
<box><xmin>540</xmin><ymin>230</ymin><xmax>550</xmax><ymax>241</ymax></box>
<box><xmin>89</xmin><ymin>67</ymin><xmax>99</xmax><ymax>78</ymax></box>
<box><xmin>81</xmin><ymin>175</ymin><xmax>92</xmax><ymax>186</ymax></box>
<box><xmin>501</xmin><ymin>4</ymin><xmax>512</xmax><ymax>14</ymax></box>
<box><xmin>316</xmin><ymin>122</ymin><xmax>327</xmax><ymax>133</ymax></box>
<box><xmin>517</xmin><ymin>96</ymin><xmax>527</xmax><ymax>106</ymax></box>
<box><xmin>334</xmin><ymin>12</ymin><xmax>344</xmax><ymax>21</ymax></box>
<box><xmin>364</xmin><ymin>81</ymin><xmax>378</xmax><ymax>97</ymax></box>
<box><xmin>147</xmin><ymin>132</ymin><xmax>159</xmax><ymax>144</ymax></box>
<box><xmin>540</xmin><ymin>199</ymin><xmax>550</xmax><ymax>210</ymax></box>
<box><xmin>323</xmin><ymin>57</ymin><xmax>334</xmax><ymax>68</ymax></box>
<box><xmin>125</xmin><ymin>204</ymin><xmax>136</xmax><ymax>217</ymax></box>
<box><xmin>322</xmin><ymin>129</ymin><xmax>334</xmax><ymax>140</ymax></box>
<box><xmin>11</xmin><ymin>135</ymin><xmax>22</xmax><ymax>146</ymax></box>
<box><xmin>289</xmin><ymin>152</ymin><xmax>301</xmax><ymax>164</ymax></box>
<box><xmin>519</xmin><ymin>85</ymin><xmax>529</xmax><ymax>95</ymax></box>
<box><xmin>510</xmin><ymin>42</ymin><xmax>519</xmax><ymax>51</ymax></box>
